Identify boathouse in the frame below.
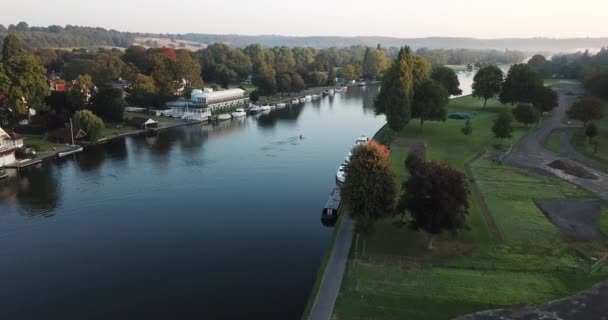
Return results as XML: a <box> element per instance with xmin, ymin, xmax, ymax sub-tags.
<box><xmin>127</xmin><ymin>117</ymin><xmax>159</xmax><ymax>130</ymax></box>
<box><xmin>0</xmin><ymin>127</ymin><xmax>23</xmax><ymax>166</ymax></box>
<box><xmin>190</xmin><ymin>88</ymin><xmax>248</xmax><ymax>112</ymax></box>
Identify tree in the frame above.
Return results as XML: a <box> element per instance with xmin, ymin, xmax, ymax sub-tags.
<box><xmin>249</xmin><ymin>90</ymin><xmax>260</xmax><ymax>103</ymax></box>
<box><xmin>289</xmin><ymin>71</ymin><xmax>305</xmax><ymax>93</ymax></box>
<box><xmin>567</xmin><ymin>96</ymin><xmax>604</xmax><ymax>126</ymax></box>
<box><xmin>430</xmin><ymin>65</ymin><xmax>462</xmax><ymax>96</ymax></box>
<box><xmin>341</xmin><ymin>140</ymin><xmax>397</xmax><ymax>233</ymax></box>
<box><xmin>411</xmin><ymin>79</ymin><xmax>449</xmax><ymax>128</ymax></box>
<box><xmin>339</xmin><ymin>64</ymin><xmax>361</xmax><ymax>81</ymax></box>
<box><xmin>15</xmin><ymin>21</ymin><xmax>29</xmax><ymax>31</ymax></box>
<box><xmin>308</xmin><ymin>71</ymin><xmax>328</xmax><ymax>87</ymax></box>
<box><xmin>492</xmin><ymin>108</ymin><xmax>515</xmax><ymax>138</ymax></box>
<box><xmin>500</xmin><ymin>64</ymin><xmax>543</xmax><ymax>105</ymax></box>
<box><xmin>375</xmin><ymin>47</ymin><xmax>416</xmax><ymax>132</ymax></box>
<box><xmin>461</xmin><ymin>119</ymin><xmax>472</xmax><ymax>136</ymax></box>
<box><xmin>174</xmin><ymin>50</ymin><xmax>204</xmax><ymax>90</ymax></box>
<box><xmin>253</xmin><ymin>62</ymin><xmax>277</xmax><ymax>97</ymax></box>
<box><xmin>1</xmin><ymin>36</ymin><xmax>50</xmax><ymax>121</ymax></box>
<box><xmin>472</xmin><ymin>65</ymin><xmax>504</xmax><ymax>108</ymax></box>
<box><xmin>91</xmin><ymin>53</ymin><xmax>125</xmax><ymax>85</ymax></box>
<box><xmin>127</xmin><ymin>73</ymin><xmax>157</xmax><ymax>107</ymax></box>
<box><xmin>585</xmin><ymin>122</ymin><xmax>599</xmax><ymax>143</ymax></box>
<box><xmin>90</xmin><ymin>86</ymin><xmax>125</xmax><ymax>122</ymax></box>
<box><xmin>513</xmin><ymin>103</ymin><xmax>540</xmax><ymax>126</ymax></box>
<box><xmin>362</xmin><ymin>47</ymin><xmax>388</xmax><ymax>79</ymax></box>
<box><xmin>399</xmin><ymin>155</ymin><xmax>469</xmax><ymax>249</ymax></box>
<box><xmin>276</xmin><ymin>72</ymin><xmax>292</xmax><ymax>94</ymax></box>
<box><xmin>2</xmin><ymin>34</ymin><xmax>25</xmax><ymax>62</ymax></box>
<box><xmin>527</xmin><ymin>54</ymin><xmax>553</xmax><ymax>78</ymax></box>
<box><xmin>73</xmin><ymin>109</ymin><xmax>104</xmax><ymax>142</ymax></box>
<box><xmin>532</xmin><ymin>86</ymin><xmax>558</xmax><ymax>113</ymax></box>
<box><xmin>67</xmin><ymin>74</ymin><xmax>94</xmax><ymax>111</ymax></box>
<box><xmin>327</xmin><ymin>66</ymin><xmax>336</xmax><ymax>86</ymax></box>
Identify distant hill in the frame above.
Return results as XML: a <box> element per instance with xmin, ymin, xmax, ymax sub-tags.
<box><xmin>1</xmin><ymin>22</ymin><xmax>606</xmax><ymax>52</ymax></box>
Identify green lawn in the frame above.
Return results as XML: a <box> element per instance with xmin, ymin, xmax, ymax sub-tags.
<box><xmin>569</xmin><ymin>98</ymin><xmax>608</xmax><ymax>166</ymax></box>
<box><xmin>544</xmin><ymin>129</ymin><xmax>564</xmax><ymax>154</ymax></box>
<box><xmin>333</xmin><ymin>95</ymin><xmax>608</xmax><ymax>320</ymax></box>
<box><xmin>600</xmin><ymin>206</ymin><xmax>608</xmax><ymax>238</ymax></box>
<box><xmin>22</xmin><ymin>134</ymin><xmax>63</xmax><ymax>152</ymax></box>
<box><xmin>99</xmin><ymin>124</ymin><xmax>139</xmax><ymax>140</ymax></box>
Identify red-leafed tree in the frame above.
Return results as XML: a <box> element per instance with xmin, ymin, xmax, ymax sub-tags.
<box><xmin>154</xmin><ymin>48</ymin><xmax>177</xmax><ymax>60</ymax></box>
<box><xmin>341</xmin><ymin>140</ymin><xmax>397</xmax><ymax>233</ymax></box>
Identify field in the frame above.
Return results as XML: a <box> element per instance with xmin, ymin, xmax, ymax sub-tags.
<box><xmin>23</xmin><ymin>134</ymin><xmax>63</xmax><ymax>152</ymax></box>
<box><xmin>133</xmin><ymin>37</ymin><xmax>206</xmax><ymax>51</ymax></box>
<box><xmin>333</xmin><ymin>95</ymin><xmax>608</xmax><ymax>320</ymax></box>
<box><xmin>544</xmin><ymin>129</ymin><xmax>564</xmax><ymax>154</ymax></box>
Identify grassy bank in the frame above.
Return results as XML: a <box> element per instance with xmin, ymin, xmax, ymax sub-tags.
<box><xmin>22</xmin><ymin>134</ymin><xmax>64</xmax><ymax>152</ymax></box>
<box><xmin>333</xmin><ymin>95</ymin><xmax>608</xmax><ymax>320</ymax></box>
<box><xmin>544</xmin><ymin>129</ymin><xmax>565</xmax><ymax>155</ymax></box>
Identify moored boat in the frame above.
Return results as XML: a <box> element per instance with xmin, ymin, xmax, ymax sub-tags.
<box><xmin>299</xmin><ymin>97</ymin><xmax>307</xmax><ymax>103</ymax></box>
<box><xmin>231</xmin><ymin>108</ymin><xmax>247</xmax><ymax>118</ymax></box>
<box><xmin>249</xmin><ymin>105</ymin><xmax>262</xmax><ymax>114</ymax></box>
<box><xmin>312</xmin><ymin>94</ymin><xmax>320</xmax><ymax>100</ymax></box>
<box><xmin>276</xmin><ymin>102</ymin><xmax>286</xmax><ymax>108</ymax></box>
<box><xmin>217</xmin><ymin>113</ymin><xmax>232</xmax><ymax>121</ymax></box>
<box><xmin>291</xmin><ymin>99</ymin><xmax>299</xmax><ymax>104</ymax></box>
<box><xmin>260</xmin><ymin>105</ymin><xmax>272</xmax><ymax>111</ymax></box>
<box><xmin>305</xmin><ymin>95</ymin><xmax>312</xmax><ymax>101</ymax></box>
<box><xmin>355</xmin><ymin>135</ymin><xmax>370</xmax><ymax>146</ymax></box>
<box><xmin>58</xmin><ymin>145</ymin><xmax>83</xmax><ymax>157</ymax></box>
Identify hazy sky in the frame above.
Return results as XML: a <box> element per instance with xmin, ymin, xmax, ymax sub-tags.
<box><xmin>2</xmin><ymin>0</ymin><xmax>607</xmax><ymax>38</ymax></box>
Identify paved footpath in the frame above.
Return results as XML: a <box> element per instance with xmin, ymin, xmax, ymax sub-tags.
<box><xmin>308</xmin><ymin>216</ymin><xmax>354</xmax><ymax>320</ymax></box>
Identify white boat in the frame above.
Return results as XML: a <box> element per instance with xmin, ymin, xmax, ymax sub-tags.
<box><xmin>305</xmin><ymin>95</ymin><xmax>312</xmax><ymax>101</ymax></box>
<box><xmin>355</xmin><ymin>135</ymin><xmax>370</xmax><ymax>146</ymax></box>
<box><xmin>231</xmin><ymin>108</ymin><xmax>247</xmax><ymax>118</ymax></box>
<box><xmin>249</xmin><ymin>105</ymin><xmax>262</xmax><ymax>114</ymax></box>
<box><xmin>58</xmin><ymin>145</ymin><xmax>83</xmax><ymax>157</ymax></box>
<box><xmin>217</xmin><ymin>113</ymin><xmax>232</xmax><ymax>121</ymax></box>
<box><xmin>260</xmin><ymin>105</ymin><xmax>272</xmax><ymax>111</ymax></box>
<box><xmin>312</xmin><ymin>94</ymin><xmax>320</xmax><ymax>100</ymax></box>
<box><xmin>336</xmin><ymin>164</ymin><xmax>346</xmax><ymax>184</ymax></box>
<box><xmin>299</xmin><ymin>97</ymin><xmax>307</xmax><ymax>103</ymax></box>
<box><xmin>269</xmin><ymin>104</ymin><xmax>276</xmax><ymax>110</ymax></box>
<box><xmin>276</xmin><ymin>103</ymin><xmax>286</xmax><ymax>108</ymax></box>
<box><xmin>291</xmin><ymin>99</ymin><xmax>299</xmax><ymax>104</ymax></box>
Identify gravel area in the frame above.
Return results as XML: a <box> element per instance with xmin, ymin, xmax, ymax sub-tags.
<box><xmin>536</xmin><ymin>199</ymin><xmax>605</xmax><ymax>241</ymax></box>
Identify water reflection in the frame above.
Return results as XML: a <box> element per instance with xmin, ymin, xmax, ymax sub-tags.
<box><xmin>0</xmin><ymin>166</ymin><xmax>60</xmax><ymax>218</ymax></box>
<box><xmin>257</xmin><ymin>104</ymin><xmax>305</xmax><ymax>127</ymax></box>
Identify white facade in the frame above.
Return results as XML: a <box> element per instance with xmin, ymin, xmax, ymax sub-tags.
<box><xmin>190</xmin><ymin>88</ymin><xmax>248</xmax><ymax>111</ymax></box>
<box><xmin>0</xmin><ymin>127</ymin><xmax>23</xmax><ymax>166</ymax></box>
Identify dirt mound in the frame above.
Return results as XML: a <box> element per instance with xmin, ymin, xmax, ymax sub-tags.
<box><xmin>548</xmin><ymin>160</ymin><xmax>598</xmax><ymax>180</ymax></box>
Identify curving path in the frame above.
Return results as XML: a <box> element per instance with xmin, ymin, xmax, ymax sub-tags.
<box><xmin>505</xmin><ymin>83</ymin><xmax>608</xmax><ymax>201</ymax></box>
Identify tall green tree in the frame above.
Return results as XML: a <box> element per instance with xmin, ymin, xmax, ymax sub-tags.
<box><xmin>532</xmin><ymin>86</ymin><xmax>558</xmax><ymax>113</ymax></box>
<box><xmin>492</xmin><ymin>108</ymin><xmax>515</xmax><ymax>138</ymax></box>
<box><xmin>74</xmin><ymin>109</ymin><xmax>104</xmax><ymax>142</ymax></box>
<box><xmin>90</xmin><ymin>86</ymin><xmax>125</xmax><ymax>122</ymax></box>
<box><xmin>276</xmin><ymin>72</ymin><xmax>292</xmax><ymax>94</ymax></box>
<box><xmin>585</xmin><ymin>122</ymin><xmax>599</xmax><ymax>143</ymax></box>
<box><xmin>399</xmin><ymin>155</ymin><xmax>470</xmax><ymax>250</ymax></box>
<box><xmin>430</xmin><ymin>65</ymin><xmax>462</xmax><ymax>96</ymax></box>
<box><xmin>327</xmin><ymin>66</ymin><xmax>336</xmax><ymax>86</ymax></box>
<box><xmin>342</xmin><ymin>140</ymin><xmax>397</xmax><ymax>233</ymax></box>
<box><xmin>472</xmin><ymin>65</ymin><xmax>504</xmax><ymax>108</ymax></box>
<box><xmin>0</xmin><ymin>35</ymin><xmax>50</xmax><ymax>121</ymax></box>
<box><xmin>1</xmin><ymin>34</ymin><xmax>25</xmax><ymax>62</ymax></box>
<box><xmin>127</xmin><ymin>73</ymin><xmax>157</xmax><ymax>107</ymax></box>
<box><xmin>500</xmin><ymin>64</ymin><xmax>543</xmax><ymax>105</ymax></box>
<box><xmin>362</xmin><ymin>47</ymin><xmax>388</xmax><ymax>79</ymax></box>
<box><xmin>411</xmin><ymin>79</ymin><xmax>449</xmax><ymax>128</ymax></box>
<box><xmin>375</xmin><ymin>47</ymin><xmax>416</xmax><ymax>132</ymax></box>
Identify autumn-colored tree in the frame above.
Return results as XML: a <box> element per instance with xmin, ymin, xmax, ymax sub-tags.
<box><xmin>399</xmin><ymin>155</ymin><xmax>470</xmax><ymax>249</ymax></box>
<box><xmin>567</xmin><ymin>96</ymin><xmax>604</xmax><ymax>126</ymax></box>
<box><xmin>341</xmin><ymin>140</ymin><xmax>397</xmax><ymax>233</ymax></box>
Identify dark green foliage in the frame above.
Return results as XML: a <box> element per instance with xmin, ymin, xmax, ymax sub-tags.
<box><xmin>585</xmin><ymin>122</ymin><xmax>599</xmax><ymax>143</ymax></box>
<box><xmin>249</xmin><ymin>90</ymin><xmax>260</xmax><ymax>103</ymax></box>
<box><xmin>472</xmin><ymin>65</ymin><xmax>504</xmax><ymax>108</ymax></box>
<box><xmin>2</xmin><ymin>34</ymin><xmax>25</xmax><ymax>62</ymax></box>
<box><xmin>327</xmin><ymin>66</ymin><xmax>336</xmax><ymax>85</ymax></box>
<box><xmin>527</xmin><ymin>54</ymin><xmax>553</xmax><ymax>78</ymax></box>
<box><xmin>341</xmin><ymin>141</ymin><xmax>397</xmax><ymax>234</ymax></box>
<box><xmin>461</xmin><ymin>119</ymin><xmax>473</xmax><ymax>136</ymax></box>
<box><xmin>532</xmin><ymin>86</ymin><xmax>558</xmax><ymax>113</ymax></box>
<box><xmin>492</xmin><ymin>108</ymin><xmax>515</xmax><ymax>138</ymax></box>
<box><xmin>513</xmin><ymin>103</ymin><xmax>540</xmax><ymax>126</ymax></box>
<box><xmin>74</xmin><ymin>109</ymin><xmax>104</xmax><ymax>142</ymax></box>
<box><xmin>375</xmin><ymin>47</ymin><xmax>416</xmax><ymax>131</ymax></box>
<box><xmin>90</xmin><ymin>86</ymin><xmax>125</xmax><ymax>122</ymax></box>
<box><xmin>412</xmin><ymin>79</ymin><xmax>449</xmax><ymax>128</ymax></box>
<box><xmin>500</xmin><ymin>64</ymin><xmax>543</xmax><ymax>105</ymax></box>
<box><xmin>195</xmin><ymin>43</ymin><xmax>252</xmax><ymax>86</ymax></box>
<box><xmin>399</xmin><ymin>157</ymin><xmax>469</xmax><ymax>249</ymax></box>
<box><xmin>430</xmin><ymin>65</ymin><xmax>462</xmax><ymax>96</ymax></box>
<box><xmin>567</xmin><ymin>96</ymin><xmax>605</xmax><ymax>126</ymax></box>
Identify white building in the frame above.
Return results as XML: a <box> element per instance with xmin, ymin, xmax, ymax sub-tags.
<box><xmin>0</xmin><ymin>127</ymin><xmax>23</xmax><ymax>166</ymax></box>
<box><xmin>190</xmin><ymin>88</ymin><xmax>248</xmax><ymax>112</ymax></box>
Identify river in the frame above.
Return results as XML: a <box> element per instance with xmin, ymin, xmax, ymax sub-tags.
<box><xmin>0</xmin><ymin>86</ymin><xmax>384</xmax><ymax>319</ymax></box>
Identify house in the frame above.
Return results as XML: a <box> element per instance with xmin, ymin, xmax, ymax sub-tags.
<box><xmin>0</xmin><ymin>127</ymin><xmax>24</xmax><ymax>166</ymax></box>
<box><xmin>48</xmin><ymin>126</ymin><xmax>87</xmax><ymax>144</ymax></box>
<box><xmin>49</xmin><ymin>81</ymin><xmax>67</xmax><ymax>92</ymax></box>
<box><xmin>189</xmin><ymin>88</ymin><xmax>248</xmax><ymax>112</ymax></box>
<box><xmin>127</xmin><ymin>117</ymin><xmax>159</xmax><ymax>130</ymax></box>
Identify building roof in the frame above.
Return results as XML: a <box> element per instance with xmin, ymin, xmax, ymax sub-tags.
<box><xmin>0</xmin><ymin>127</ymin><xmax>9</xmax><ymax>140</ymax></box>
<box><xmin>128</xmin><ymin>117</ymin><xmax>158</xmax><ymax>126</ymax></box>
<box><xmin>191</xmin><ymin>88</ymin><xmax>246</xmax><ymax>102</ymax></box>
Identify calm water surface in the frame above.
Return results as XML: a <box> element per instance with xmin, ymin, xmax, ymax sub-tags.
<box><xmin>0</xmin><ymin>86</ymin><xmax>383</xmax><ymax>319</ymax></box>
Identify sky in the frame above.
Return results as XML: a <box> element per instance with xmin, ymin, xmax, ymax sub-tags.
<box><xmin>1</xmin><ymin>0</ymin><xmax>607</xmax><ymax>38</ymax></box>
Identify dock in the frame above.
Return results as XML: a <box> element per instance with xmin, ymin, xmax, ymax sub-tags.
<box><xmin>5</xmin><ymin>158</ymin><xmax>43</xmax><ymax>169</ymax></box>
